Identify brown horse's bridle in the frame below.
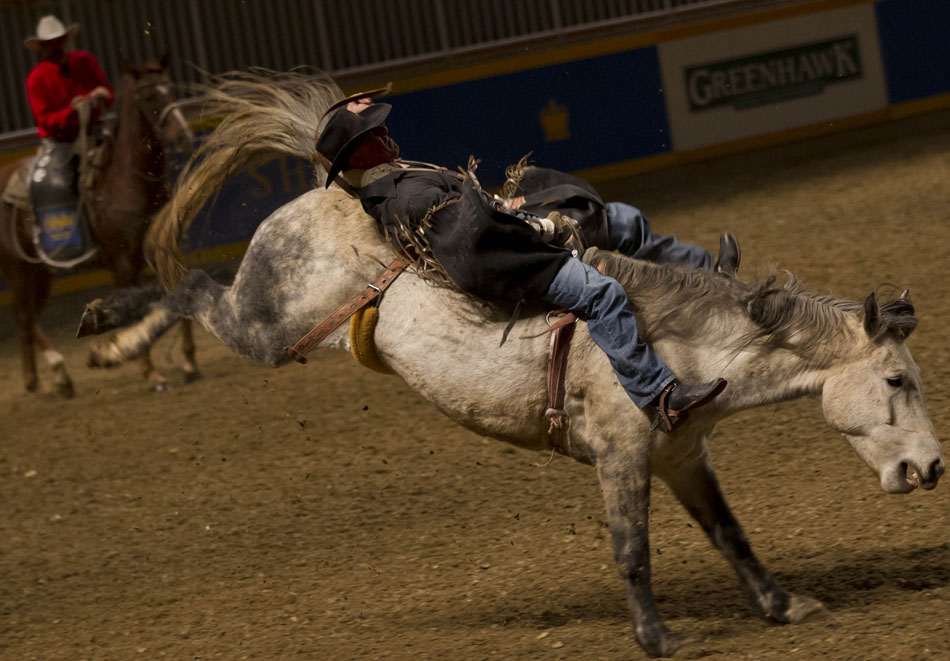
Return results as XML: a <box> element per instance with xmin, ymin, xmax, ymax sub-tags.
<box><xmin>131</xmin><ymin>78</ymin><xmax>191</xmax><ymax>142</ymax></box>
<box><xmin>123</xmin><ymin>78</ymin><xmax>191</xmax><ymax>183</ymax></box>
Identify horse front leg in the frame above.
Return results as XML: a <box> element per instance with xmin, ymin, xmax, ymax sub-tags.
<box><xmin>32</xmin><ymin>324</ymin><xmax>74</xmax><ymax>398</ymax></box>
<box><xmin>655</xmin><ymin>451</ymin><xmax>823</xmax><ymax>624</ymax></box>
<box><xmin>9</xmin><ymin>265</ymin><xmax>53</xmax><ymax>394</ymax></box>
<box><xmin>597</xmin><ymin>450</ymin><xmax>689</xmax><ymax>658</ymax></box>
<box><xmin>13</xmin><ymin>301</ymin><xmax>39</xmax><ymax>392</ymax></box>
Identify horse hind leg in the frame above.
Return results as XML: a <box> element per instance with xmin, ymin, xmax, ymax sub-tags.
<box><xmin>78</xmin><ymin>279</ymin><xmax>175</xmax><ymax>389</ymax></box>
<box><xmin>88</xmin><ymin>267</ymin><xmax>291</xmax><ymax>370</ymax></box>
<box><xmin>179</xmin><ymin>320</ymin><xmax>201</xmax><ymax>383</ymax></box>
<box><xmin>87</xmin><ymin>304</ymin><xmax>178</xmax><ymax>368</ymax></box>
<box><xmin>656</xmin><ymin>452</ymin><xmax>824</xmax><ymax>624</ymax></box>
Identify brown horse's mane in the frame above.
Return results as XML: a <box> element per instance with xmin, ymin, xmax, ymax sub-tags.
<box><xmin>595</xmin><ymin>250</ymin><xmax>917</xmax><ymax>358</ymax></box>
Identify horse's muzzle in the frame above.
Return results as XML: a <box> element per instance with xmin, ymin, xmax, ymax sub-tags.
<box><xmin>883</xmin><ymin>456</ymin><xmax>945</xmax><ymax>493</ymax></box>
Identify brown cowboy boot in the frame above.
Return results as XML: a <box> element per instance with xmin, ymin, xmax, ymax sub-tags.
<box><xmin>652</xmin><ymin>377</ymin><xmax>728</xmax><ymax>432</ymax></box>
<box><xmin>714</xmin><ymin>232</ymin><xmax>741</xmax><ymax>276</ymax></box>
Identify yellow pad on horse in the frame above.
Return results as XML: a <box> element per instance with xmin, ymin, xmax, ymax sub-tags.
<box><xmin>349</xmin><ymin>306</ymin><xmax>395</xmax><ymax>374</ymax></box>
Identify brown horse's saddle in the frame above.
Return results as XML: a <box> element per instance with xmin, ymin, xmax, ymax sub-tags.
<box><xmin>2</xmin><ymin>138</ymin><xmax>110</xmax><ymax>268</ymax></box>
<box><xmin>2</xmin><ymin>133</ymin><xmax>111</xmax><ymax>212</ymax></box>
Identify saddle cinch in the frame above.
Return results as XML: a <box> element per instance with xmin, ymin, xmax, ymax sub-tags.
<box><xmin>1</xmin><ymin>108</ymin><xmax>112</xmax><ymax>270</ymax></box>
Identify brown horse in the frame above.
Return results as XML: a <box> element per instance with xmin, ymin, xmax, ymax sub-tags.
<box><xmin>0</xmin><ymin>54</ymin><xmax>195</xmax><ymax>396</ymax></box>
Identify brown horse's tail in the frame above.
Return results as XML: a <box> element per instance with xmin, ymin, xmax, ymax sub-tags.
<box><xmin>147</xmin><ymin>68</ymin><xmax>344</xmax><ymax>289</ymax></box>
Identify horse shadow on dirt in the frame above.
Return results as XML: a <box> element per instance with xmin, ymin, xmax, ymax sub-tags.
<box><xmin>421</xmin><ymin>541</ymin><xmax>950</xmax><ymax>630</ymax></box>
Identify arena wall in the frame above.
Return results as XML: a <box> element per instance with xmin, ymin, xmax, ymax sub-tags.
<box><xmin>2</xmin><ymin>0</ymin><xmax>948</xmax><ymax>303</ymax></box>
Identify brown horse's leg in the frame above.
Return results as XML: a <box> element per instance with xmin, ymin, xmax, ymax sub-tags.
<box><xmin>180</xmin><ymin>320</ymin><xmax>201</xmax><ymax>383</ymax></box>
<box><xmin>11</xmin><ymin>290</ymin><xmax>39</xmax><ymax>392</ymax></box>
<box><xmin>27</xmin><ymin>265</ymin><xmax>74</xmax><ymax>397</ymax></box>
<box><xmin>7</xmin><ymin>263</ymin><xmax>56</xmax><ymax>394</ymax></box>
<box><xmin>32</xmin><ymin>324</ymin><xmax>75</xmax><ymax>398</ymax></box>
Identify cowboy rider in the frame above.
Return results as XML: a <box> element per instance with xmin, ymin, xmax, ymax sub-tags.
<box><xmin>315</xmin><ymin>96</ymin><xmax>736</xmax><ymax>432</ymax></box>
<box><xmin>21</xmin><ymin>14</ymin><xmax>113</xmax><ymax>260</ymax></box>
<box><xmin>24</xmin><ymin>15</ymin><xmax>113</xmax><ymax>143</ymax></box>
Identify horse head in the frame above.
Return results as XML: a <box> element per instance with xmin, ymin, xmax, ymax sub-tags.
<box><xmin>821</xmin><ymin>291</ymin><xmax>944</xmax><ymax>493</ymax></box>
<box><xmin>122</xmin><ymin>53</ymin><xmax>194</xmax><ymax>155</ymax></box>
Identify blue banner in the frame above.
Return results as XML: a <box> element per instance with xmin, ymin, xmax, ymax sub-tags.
<box><xmin>875</xmin><ymin>0</ymin><xmax>950</xmax><ymax>104</ymax></box>
<box><xmin>384</xmin><ymin>46</ymin><xmax>669</xmax><ymax>187</ymax></box>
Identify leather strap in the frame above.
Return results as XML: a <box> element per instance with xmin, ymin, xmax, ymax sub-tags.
<box><xmin>548</xmin><ymin>321</ymin><xmax>575</xmax><ymax>416</ymax></box>
<box><xmin>540</xmin><ymin>311</ymin><xmax>577</xmax><ymax>457</ymax></box>
<box><xmin>540</xmin><ymin>256</ymin><xmax>605</xmax><ymax>449</ymax></box>
<box><xmin>286</xmin><ymin>258</ymin><xmax>408</xmax><ymax>364</ymax></box>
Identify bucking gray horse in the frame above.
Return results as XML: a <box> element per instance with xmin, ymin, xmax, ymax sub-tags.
<box><xmin>78</xmin><ymin>71</ymin><xmax>944</xmax><ymax>658</ymax></box>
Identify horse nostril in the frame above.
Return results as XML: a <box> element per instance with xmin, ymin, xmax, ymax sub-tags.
<box><xmin>929</xmin><ymin>457</ymin><xmax>946</xmax><ymax>480</ymax></box>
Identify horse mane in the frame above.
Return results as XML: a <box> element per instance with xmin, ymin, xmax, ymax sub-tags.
<box><xmin>146</xmin><ymin>68</ymin><xmax>343</xmax><ymax>288</ymax></box>
<box><xmin>594</xmin><ymin>251</ymin><xmax>916</xmax><ymax>360</ymax></box>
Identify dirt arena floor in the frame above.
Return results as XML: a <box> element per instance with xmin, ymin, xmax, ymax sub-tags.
<box><xmin>2</xmin><ymin>111</ymin><xmax>949</xmax><ymax>660</ymax></box>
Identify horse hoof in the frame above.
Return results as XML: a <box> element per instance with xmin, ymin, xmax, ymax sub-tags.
<box><xmin>640</xmin><ymin>631</ymin><xmax>698</xmax><ymax>658</ymax></box>
<box><xmin>183</xmin><ymin>368</ymin><xmax>202</xmax><ymax>384</ymax></box>
<box><xmin>151</xmin><ymin>381</ymin><xmax>172</xmax><ymax>392</ymax></box>
<box><xmin>57</xmin><ymin>380</ymin><xmax>75</xmax><ymax>399</ymax></box>
<box><xmin>87</xmin><ymin>350</ymin><xmax>113</xmax><ymax>369</ymax></box>
<box><xmin>784</xmin><ymin>594</ymin><xmax>824</xmax><ymax>624</ymax></box>
<box><xmin>87</xmin><ymin>338</ymin><xmax>123</xmax><ymax>368</ymax></box>
<box><xmin>76</xmin><ymin>299</ymin><xmax>105</xmax><ymax>338</ymax></box>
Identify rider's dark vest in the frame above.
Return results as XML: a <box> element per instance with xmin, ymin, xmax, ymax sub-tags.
<box><xmin>359</xmin><ymin>166</ymin><xmax>571</xmax><ymax>309</ymax></box>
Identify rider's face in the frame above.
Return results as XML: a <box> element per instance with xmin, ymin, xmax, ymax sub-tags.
<box><xmin>348</xmin><ymin>124</ymin><xmax>400</xmax><ymax>169</ymax></box>
<box><xmin>40</xmin><ymin>36</ymin><xmax>67</xmax><ymax>63</ymax></box>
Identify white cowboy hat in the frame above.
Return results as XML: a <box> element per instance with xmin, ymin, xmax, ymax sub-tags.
<box><xmin>24</xmin><ymin>15</ymin><xmax>80</xmax><ymax>51</ymax></box>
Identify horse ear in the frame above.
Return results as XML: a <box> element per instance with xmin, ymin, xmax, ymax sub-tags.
<box><xmin>121</xmin><ymin>56</ymin><xmax>141</xmax><ymax>77</ymax></box>
<box><xmin>899</xmin><ymin>289</ymin><xmax>910</xmax><ymax>301</ymax></box>
<box><xmin>863</xmin><ymin>292</ymin><xmax>882</xmax><ymax>339</ymax></box>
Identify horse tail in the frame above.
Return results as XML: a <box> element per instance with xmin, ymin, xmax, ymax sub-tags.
<box><xmin>147</xmin><ymin>68</ymin><xmax>343</xmax><ymax>289</ymax></box>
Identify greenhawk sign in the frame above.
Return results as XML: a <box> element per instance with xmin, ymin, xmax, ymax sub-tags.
<box><xmin>685</xmin><ymin>35</ymin><xmax>862</xmax><ymax>111</ymax></box>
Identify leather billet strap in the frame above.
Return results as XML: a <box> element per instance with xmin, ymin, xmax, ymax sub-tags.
<box><xmin>286</xmin><ymin>258</ymin><xmax>408</xmax><ymax>364</ymax></box>
<box><xmin>653</xmin><ymin>382</ymin><xmax>678</xmax><ymax>432</ymax></box>
<box><xmin>540</xmin><ymin>256</ymin><xmax>608</xmax><ymax>448</ymax></box>
<box><xmin>547</xmin><ymin>320</ymin><xmax>576</xmax><ymax>418</ymax></box>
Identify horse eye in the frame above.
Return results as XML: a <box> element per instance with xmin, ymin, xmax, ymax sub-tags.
<box><xmin>886</xmin><ymin>376</ymin><xmax>903</xmax><ymax>388</ymax></box>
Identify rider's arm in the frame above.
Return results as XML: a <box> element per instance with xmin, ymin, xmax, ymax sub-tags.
<box><xmin>75</xmin><ymin>51</ymin><xmax>114</xmax><ymax>109</ymax></box>
<box><xmin>26</xmin><ymin>69</ymin><xmax>80</xmax><ymax>141</ymax></box>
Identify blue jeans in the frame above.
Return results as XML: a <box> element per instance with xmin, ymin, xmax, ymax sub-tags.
<box><xmin>606</xmin><ymin>202</ymin><xmax>713</xmax><ymax>268</ymax></box>
<box><xmin>543</xmin><ymin>258</ymin><xmax>675</xmax><ymax>408</ymax></box>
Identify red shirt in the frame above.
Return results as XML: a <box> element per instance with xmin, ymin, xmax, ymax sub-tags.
<box><xmin>26</xmin><ymin>50</ymin><xmax>114</xmax><ymax>141</ymax></box>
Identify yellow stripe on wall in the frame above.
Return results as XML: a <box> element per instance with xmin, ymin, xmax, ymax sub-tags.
<box><xmin>356</xmin><ymin>0</ymin><xmax>876</xmax><ymax>95</ymax></box>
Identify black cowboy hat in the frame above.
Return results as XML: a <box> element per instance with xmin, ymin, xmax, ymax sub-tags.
<box><xmin>316</xmin><ymin>103</ymin><xmax>392</xmax><ymax>188</ymax></box>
